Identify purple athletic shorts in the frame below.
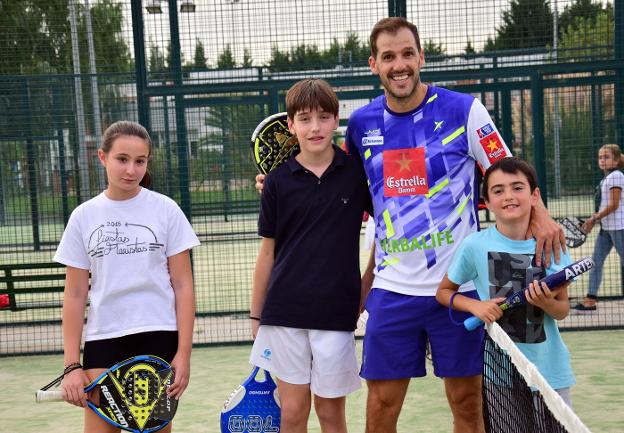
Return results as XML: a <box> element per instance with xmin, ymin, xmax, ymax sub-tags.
<box><xmin>360</xmin><ymin>288</ymin><xmax>484</xmax><ymax>379</ymax></box>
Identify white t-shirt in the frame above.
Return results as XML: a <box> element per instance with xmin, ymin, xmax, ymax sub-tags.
<box><xmin>54</xmin><ymin>188</ymin><xmax>200</xmax><ymax>341</ymax></box>
<box><xmin>599</xmin><ymin>170</ymin><xmax>624</xmax><ymax>230</ymax></box>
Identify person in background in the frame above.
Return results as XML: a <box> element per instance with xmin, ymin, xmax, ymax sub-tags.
<box><xmin>575</xmin><ymin>143</ymin><xmax>624</xmax><ymax>311</ymax></box>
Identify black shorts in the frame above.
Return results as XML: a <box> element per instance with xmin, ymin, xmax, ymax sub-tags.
<box><xmin>82</xmin><ymin>331</ymin><xmax>178</xmax><ymax>369</ymax></box>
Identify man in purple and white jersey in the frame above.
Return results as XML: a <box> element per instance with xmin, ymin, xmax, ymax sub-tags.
<box><xmin>347</xmin><ymin>17</ymin><xmax>565</xmax><ymax>433</ymax></box>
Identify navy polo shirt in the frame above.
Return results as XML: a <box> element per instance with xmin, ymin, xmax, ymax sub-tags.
<box><xmin>258</xmin><ymin>146</ymin><xmax>372</xmax><ymax>331</ymax></box>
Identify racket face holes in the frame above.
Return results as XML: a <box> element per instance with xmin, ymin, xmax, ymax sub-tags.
<box><xmin>122</xmin><ymin>368</ymin><xmax>162</xmax><ymax>407</ymax></box>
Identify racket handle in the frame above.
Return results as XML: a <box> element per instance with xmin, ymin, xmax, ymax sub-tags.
<box><xmin>36</xmin><ymin>390</ymin><xmax>64</xmax><ymax>402</ymax></box>
<box><xmin>464</xmin><ymin>316</ymin><xmax>484</xmax><ymax>331</ymax></box>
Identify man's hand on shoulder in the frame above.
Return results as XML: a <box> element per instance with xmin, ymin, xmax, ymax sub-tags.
<box><xmin>527</xmin><ymin>200</ymin><xmax>566</xmax><ymax>267</ymax></box>
<box><xmin>255</xmin><ymin>174</ymin><xmax>265</xmax><ymax>194</ymax></box>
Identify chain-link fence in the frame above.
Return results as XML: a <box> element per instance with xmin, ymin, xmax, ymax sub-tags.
<box><xmin>1</xmin><ymin>0</ymin><xmax>623</xmax><ymax>355</ymax></box>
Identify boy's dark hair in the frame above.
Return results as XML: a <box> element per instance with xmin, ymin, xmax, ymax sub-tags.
<box><xmin>482</xmin><ymin>157</ymin><xmax>538</xmax><ymax>201</ymax></box>
<box><xmin>285</xmin><ymin>79</ymin><xmax>339</xmax><ymax>120</ymax></box>
<box><xmin>369</xmin><ymin>17</ymin><xmax>422</xmax><ymax>59</ymax></box>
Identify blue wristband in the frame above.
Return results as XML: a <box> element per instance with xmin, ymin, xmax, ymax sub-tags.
<box><xmin>448</xmin><ymin>292</ymin><xmax>465</xmax><ymax>326</ymax></box>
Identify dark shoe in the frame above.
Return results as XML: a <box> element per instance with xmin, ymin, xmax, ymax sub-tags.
<box><xmin>573</xmin><ymin>303</ymin><xmax>596</xmax><ymax>311</ymax></box>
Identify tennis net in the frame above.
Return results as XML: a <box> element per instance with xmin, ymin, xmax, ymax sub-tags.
<box><xmin>483</xmin><ymin>322</ymin><xmax>592</xmax><ymax>433</ymax></box>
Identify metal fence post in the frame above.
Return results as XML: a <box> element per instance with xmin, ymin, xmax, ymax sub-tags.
<box><xmin>168</xmin><ymin>0</ymin><xmax>192</xmax><ymax>220</ymax></box>
<box><xmin>388</xmin><ymin>0</ymin><xmax>407</xmax><ymax>17</ymax></box>
<box><xmin>531</xmin><ymin>71</ymin><xmax>548</xmax><ymax>206</ymax></box>
<box><xmin>23</xmin><ymin>80</ymin><xmax>41</xmax><ymax>251</ymax></box>
<box><xmin>131</xmin><ymin>0</ymin><xmax>151</xmax><ymax>132</ymax></box>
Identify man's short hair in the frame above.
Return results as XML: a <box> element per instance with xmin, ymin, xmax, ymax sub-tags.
<box><xmin>286</xmin><ymin>79</ymin><xmax>339</xmax><ymax>120</ymax></box>
<box><xmin>369</xmin><ymin>17</ymin><xmax>422</xmax><ymax>58</ymax></box>
<box><xmin>482</xmin><ymin>157</ymin><xmax>538</xmax><ymax>201</ymax></box>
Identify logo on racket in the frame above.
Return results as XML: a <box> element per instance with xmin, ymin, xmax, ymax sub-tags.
<box><xmin>251</xmin><ymin>113</ymin><xmax>299</xmax><ymax>175</ymax></box>
<box><xmin>221</xmin><ymin>366</ymin><xmax>281</xmax><ymax>433</ymax></box>
<box><xmin>108</xmin><ymin>362</ymin><xmax>174</xmax><ymax>431</ymax></box>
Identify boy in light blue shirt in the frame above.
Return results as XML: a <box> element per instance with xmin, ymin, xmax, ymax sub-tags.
<box><xmin>436</xmin><ymin>156</ymin><xmax>575</xmax><ymax>405</ymax></box>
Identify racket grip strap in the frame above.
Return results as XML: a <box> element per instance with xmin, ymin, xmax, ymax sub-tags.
<box><xmin>36</xmin><ymin>389</ymin><xmax>64</xmax><ymax>403</ymax></box>
<box><xmin>464</xmin><ymin>316</ymin><xmax>484</xmax><ymax>331</ymax></box>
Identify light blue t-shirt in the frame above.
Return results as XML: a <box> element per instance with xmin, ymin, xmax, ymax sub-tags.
<box><xmin>447</xmin><ymin>225</ymin><xmax>575</xmax><ymax>390</ymax></box>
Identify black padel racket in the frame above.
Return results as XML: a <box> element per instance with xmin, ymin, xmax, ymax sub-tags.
<box><xmin>36</xmin><ymin>355</ymin><xmax>177</xmax><ymax>433</ymax></box>
<box><xmin>557</xmin><ymin>216</ymin><xmax>587</xmax><ymax>248</ymax></box>
<box><xmin>251</xmin><ymin>112</ymin><xmax>299</xmax><ymax>175</ymax></box>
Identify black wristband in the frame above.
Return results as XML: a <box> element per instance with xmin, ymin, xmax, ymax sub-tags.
<box><xmin>63</xmin><ymin>362</ymin><xmax>83</xmax><ymax>375</ymax></box>
<box><xmin>249</xmin><ymin>316</ymin><xmax>261</xmax><ymax>321</ymax></box>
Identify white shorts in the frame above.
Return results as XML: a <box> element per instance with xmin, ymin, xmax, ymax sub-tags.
<box><xmin>249</xmin><ymin>326</ymin><xmax>361</xmax><ymax>398</ymax></box>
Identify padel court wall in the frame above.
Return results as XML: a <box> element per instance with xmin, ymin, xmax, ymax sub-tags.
<box><xmin>0</xmin><ymin>0</ymin><xmax>623</xmax><ymax>355</ymax></box>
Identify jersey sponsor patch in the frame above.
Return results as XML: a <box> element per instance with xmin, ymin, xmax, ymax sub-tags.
<box><xmin>476</xmin><ymin>123</ymin><xmax>495</xmax><ymax>138</ymax></box>
<box><xmin>383</xmin><ymin>148</ymin><xmax>428</xmax><ymax>197</ymax></box>
<box><xmin>479</xmin><ymin>131</ymin><xmax>507</xmax><ymax>163</ymax></box>
<box><xmin>362</xmin><ymin>136</ymin><xmax>384</xmax><ymax>146</ymax></box>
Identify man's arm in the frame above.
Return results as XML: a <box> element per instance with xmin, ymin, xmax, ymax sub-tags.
<box><xmin>360</xmin><ymin>244</ymin><xmax>375</xmax><ymax>313</ymax></box>
<box><xmin>528</xmin><ymin>195</ymin><xmax>566</xmax><ymax>267</ymax></box>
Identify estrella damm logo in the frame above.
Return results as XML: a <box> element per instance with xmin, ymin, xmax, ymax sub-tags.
<box><xmin>478</xmin><ymin>131</ymin><xmax>506</xmax><ymax>163</ymax></box>
<box><xmin>383</xmin><ymin>148</ymin><xmax>428</xmax><ymax>197</ymax></box>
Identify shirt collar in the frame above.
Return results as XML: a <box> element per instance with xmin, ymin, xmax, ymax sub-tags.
<box><xmin>287</xmin><ymin>145</ymin><xmax>347</xmax><ymax>174</ymax></box>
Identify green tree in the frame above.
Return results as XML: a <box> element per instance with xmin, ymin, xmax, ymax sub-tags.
<box><xmin>485</xmin><ymin>0</ymin><xmax>554</xmax><ymax>51</ymax></box>
<box><xmin>268</xmin><ymin>32</ymin><xmax>369</xmax><ymax>72</ymax></box>
<box><xmin>342</xmin><ymin>32</ymin><xmax>369</xmax><ymax>64</ymax></box>
<box><xmin>465</xmin><ymin>40</ymin><xmax>476</xmax><ymax>56</ymax></box>
<box><xmin>149</xmin><ymin>44</ymin><xmax>167</xmax><ymax>73</ymax></box>
<box><xmin>218</xmin><ymin>45</ymin><xmax>236</xmax><ymax>68</ymax></box>
<box><xmin>423</xmin><ymin>40</ymin><xmax>446</xmax><ymax>58</ymax></box>
<box><xmin>81</xmin><ymin>0</ymin><xmax>132</xmax><ymax>73</ymax></box>
<box><xmin>290</xmin><ymin>44</ymin><xmax>323</xmax><ymax>67</ymax></box>
<box><xmin>268</xmin><ymin>46</ymin><xmax>291</xmax><ymax>71</ymax></box>
<box><xmin>242</xmin><ymin>48</ymin><xmax>253</xmax><ymax>67</ymax></box>
<box><xmin>0</xmin><ymin>0</ymin><xmax>131</xmax><ymax>74</ymax></box>
<box><xmin>193</xmin><ymin>39</ymin><xmax>208</xmax><ymax>69</ymax></box>
<box><xmin>558</xmin><ymin>8</ymin><xmax>614</xmax><ymax>60</ymax></box>
<box><xmin>558</xmin><ymin>0</ymin><xmax>610</xmax><ymax>35</ymax></box>
<box><xmin>0</xmin><ymin>0</ymin><xmax>71</xmax><ymax>74</ymax></box>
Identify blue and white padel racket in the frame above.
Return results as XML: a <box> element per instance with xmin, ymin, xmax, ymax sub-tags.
<box><xmin>220</xmin><ymin>366</ymin><xmax>281</xmax><ymax>433</ymax></box>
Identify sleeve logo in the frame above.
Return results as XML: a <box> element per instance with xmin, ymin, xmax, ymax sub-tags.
<box><xmin>478</xmin><ymin>130</ymin><xmax>506</xmax><ymax>163</ymax></box>
<box><xmin>383</xmin><ymin>148</ymin><xmax>428</xmax><ymax>197</ymax></box>
<box><xmin>476</xmin><ymin>123</ymin><xmax>494</xmax><ymax>138</ymax></box>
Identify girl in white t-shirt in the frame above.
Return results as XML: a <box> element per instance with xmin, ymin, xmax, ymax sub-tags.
<box><xmin>576</xmin><ymin>144</ymin><xmax>624</xmax><ymax>311</ymax></box>
<box><xmin>55</xmin><ymin>121</ymin><xmax>200</xmax><ymax>432</ymax></box>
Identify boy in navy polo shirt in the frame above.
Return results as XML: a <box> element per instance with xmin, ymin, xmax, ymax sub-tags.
<box><xmin>249</xmin><ymin>79</ymin><xmax>372</xmax><ymax>433</ymax></box>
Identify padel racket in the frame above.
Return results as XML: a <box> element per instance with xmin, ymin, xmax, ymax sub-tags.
<box><xmin>36</xmin><ymin>355</ymin><xmax>177</xmax><ymax>433</ymax></box>
<box><xmin>221</xmin><ymin>366</ymin><xmax>281</xmax><ymax>433</ymax></box>
<box><xmin>557</xmin><ymin>216</ymin><xmax>587</xmax><ymax>248</ymax></box>
<box><xmin>464</xmin><ymin>257</ymin><xmax>595</xmax><ymax>331</ymax></box>
<box><xmin>251</xmin><ymin>112</ymin><xmax>299</xmax><ymax>175</ymax></box>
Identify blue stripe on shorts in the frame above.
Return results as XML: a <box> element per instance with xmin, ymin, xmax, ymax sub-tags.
<box><xmin>360</xmin><ymin>288</ymin><xmax>484</xmax><ymax>380</ymax></box>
